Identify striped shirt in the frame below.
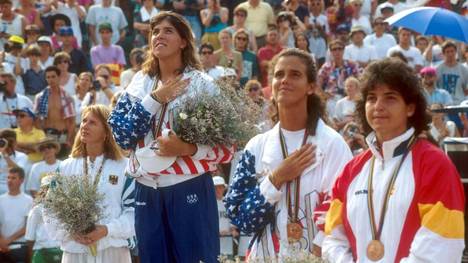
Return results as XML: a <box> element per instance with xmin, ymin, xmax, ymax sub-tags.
<box><xmin>108</xmin><ymin>69</ymin><xmax>233</xmax><ymax>182</ymax></box>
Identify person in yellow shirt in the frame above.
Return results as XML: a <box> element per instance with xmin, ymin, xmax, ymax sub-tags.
<box><xmin>14</xmin><ymin>107</ymin><xmax>45</xmax><ymax>163</ymax></box>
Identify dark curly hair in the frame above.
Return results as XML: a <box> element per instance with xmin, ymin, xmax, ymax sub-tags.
<box><xmin>142</xmin><ymin>11</ymin><xmax>202</xmax><ymax>78</ymax></box>
<box><xmin>356</xmin><ymin>58</ymin><xmax>430</xmax><ymax>136</ymax></box>
<box><xmin>269</xmin><ymin>48</ymin><xmax>327</xmax><ymax>135</ymax></box>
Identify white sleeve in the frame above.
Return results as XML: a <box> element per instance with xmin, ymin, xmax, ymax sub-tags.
<box><xmin>105</xmin><ymin>177</ymin><xmax>135</xmax><ymax>239</ymax></box>
<box><xmin>42</xmin><ymin>206</ymin><xmax>70</xmax><ymax>243</ymax></box>
<box><xmin>322</xmin><ymin>225</ymin><xmax>355</xmax><ymax>263</ymax></box>
<box><xmin>26</xmin><ymin>165</ymin><xmax>40</xmax><ymax>192</ymax></box>
<box><xmin>25</xmin><ymin>206</ymin><xmax>39</xmax><ymax>241</ymax></box>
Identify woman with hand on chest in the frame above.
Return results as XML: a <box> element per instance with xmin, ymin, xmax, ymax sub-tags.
<box><xmin>225</xmin><ymin>48</ymin><xmax>352</xmax><ymax>261</ymax></box>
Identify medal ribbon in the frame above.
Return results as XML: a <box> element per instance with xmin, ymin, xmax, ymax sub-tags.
<box><xmin>279</xmin><ymin>127</ymin><xmax>309</xmax><ymax>223</ymax></box>
<box><xmin>367</xmin><ymin>135</ymin><xmax>416</xmax><ymax>241</ymax></box>
<box><xmin>83</xmin><ymin>157</ymin><xmax>107</xmax><ymax>187</ymax></box>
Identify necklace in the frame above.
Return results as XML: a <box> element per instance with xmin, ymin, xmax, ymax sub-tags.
<box><xmin>83</xmin><ymin>156</ymin><xmax>107</xmax><ymax>187</ymax></box>
<box><xmin>366</xmin><ymin>135</ymin><xmax>416</xmax><ymax>261</ymax></box>
<box><xmin>279</xmin><ymin>127</ymin><xmax>309</xmax><ymax>244</ymax></box>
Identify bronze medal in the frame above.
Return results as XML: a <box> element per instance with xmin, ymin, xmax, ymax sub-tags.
<box><xmin>108</xmin><ymin>175</ymin><xmax>118</xmax><ymax>185</ymax></box>
<box><xmin>367</xmin><ymin>239</ymin><xmax>384</xmax><ymax>261</ymax></box>
<box><xmin>287</xmin><ymin>222</ymin><xmax>302</xmax><ymax>243</ymax></box>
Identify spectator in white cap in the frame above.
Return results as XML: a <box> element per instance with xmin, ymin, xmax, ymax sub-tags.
<box><xmin>213</xmin><ymin>175</ymin><xmax>239</xmax><ymax>257</ymax></box>
<box><xmin>25</xmin><ymin>174</ymin><xmax>62</xmax><ymax>263</ymax></box>
<box><xmin>36</xmin><ymin>36</ymin><xmax>54</xmax><ymax>70</ymax></box>
<box><xmin>363</xmin><ymin>17</ymin><xmax>397</xmax><ymax>59</ymax></box>
<box><xmin>375</xmin><ymin>0</ymin><xmax>405</xmax><ymax>18</ymax></box>
<box><xmin>0</xmin><ymin>71</ymin><xmax>33</xmax><ymax>129</ymax></box>
<box><xmin>344</xmin><ymin>25</ymin><xmax>377</xmax><ymax>68</ymax></box>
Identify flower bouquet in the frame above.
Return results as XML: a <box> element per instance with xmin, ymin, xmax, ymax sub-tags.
<box><xmin>172</xmin><ymin>78</ymin><xmax>261</xmax><ymax>147</ymax></box>
<box><xmin>43</xmin><ymin>173</ymin><xmax>104</xmax><ymax>256</ymax></box>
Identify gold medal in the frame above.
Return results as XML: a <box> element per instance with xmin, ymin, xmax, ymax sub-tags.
<box><xmin>367</xmin><ymin>240</ymin><xmax>384</xmax><ymax>261</ymax></box>
<box><xmin>287</xmin><ymin>222</ymin><xmax>302</xmax><ymax>243</ymax></box>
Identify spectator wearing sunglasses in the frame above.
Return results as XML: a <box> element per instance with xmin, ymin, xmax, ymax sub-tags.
<box><xmin>54</xmin><ymin>51</ymin><xmax>78</xmax><ymax>97</ymax></box>
<box><xmin>233</xmin><ymin>29</ymin><xmax>259</xmax><ymax>87</ymax></box>
<box><xmin>90</xmin><ymin>23</ymin><xmax>126</xmax><ymax>69</ymax></box>
<box><xmin>363</xmin><ymin>17</ymin><xmax>396</xmax><ymax>59</ymax></box>
<box><xmin>13</xmin><ymin>105</ymin><xmax>45</xmax><ymax>165</ymax></box>
<box><xmin>199</xmin><ymin>43</ymin><xmax>227</xmax><ymax>80</ymax></box>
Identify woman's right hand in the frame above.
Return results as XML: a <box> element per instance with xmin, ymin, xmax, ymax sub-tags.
<box><xmin>151</xmin><ymin>76</ymin><xmax>190</xmax><ymax>103</ymax></box>
<box><xmin>269</xmin><ymin>144</ymin><xmax>316</xmax><ymax>189</ymax></box>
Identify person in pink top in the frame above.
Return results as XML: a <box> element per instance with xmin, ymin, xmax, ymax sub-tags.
<box><xmin>90</xmin><ymin>23</ymin><xmax>126</xmax><ymax>69</ymax></box>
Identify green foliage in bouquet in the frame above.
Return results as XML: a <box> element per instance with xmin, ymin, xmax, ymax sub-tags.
<box><xmin>173</xmin><ymin>78</ymin><xmax>261</xmax><ymax>147</ymax></box>
<box><xmin>43</xmin><ymin>173</ymin><xmax>104</xmax><ymax>236</ymax></box>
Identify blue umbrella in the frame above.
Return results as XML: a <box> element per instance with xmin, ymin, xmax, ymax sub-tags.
<box><xmin>385</xmin><ymin>7</ymin><xmax>468</xmax><ymax>43</ymax></box>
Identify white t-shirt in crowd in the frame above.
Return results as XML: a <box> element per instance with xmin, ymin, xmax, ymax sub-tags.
<box><xmin>308</xmin><ymin>13</ymin><xmax>330</xmax><ymax>35</ymax></box>
<box><xmin>56</xmin><ymin>3</ymin><xmax>86</xmax><ymax>47</ymax></box>
<box><xmin>387</xmin><ymin>45</ymin><xmax>424</xmax><ymax>69</ymax></box>
<box><xmin>376</xmin><ymin>1</ymin><xmax>407</xmax><ymax>17</ymax></box>
<box><xmin>344</xmin><ymin>43</ymin><xmax>378</xmax><ymax>64</ymax></box>
<box><xmin>334</xmin><ymin>97</ymin><xmax>356</xmax><ymax>121</ymax></box>
<box><xmin>26</xmin><ymin>161</ymin><xmax>60</xmax><ymax>193</ymax></box>
<box><xmin>0</xmin><ymin>93</ymin><xmax>33</xmax><ymax>129</ymax></box>
<box><xmin>429</xmin><ymin>121</ymin><xmax>457</xmax><ymax>146</ymax></box>
<box><xmin>0</xmin><ymin>192</ymin><xmax>33</xmax><ymax>242</ymax></box>
<box><xmin>25</xmin><ymin>204</ymin><xmax>61</xmax><ymax>250</ymax></box>
<box><xmin>364</xmin><ymin>33</ymin><xmax>397</xmax><ymax>59</ymax></box>
<box><xmin>85</xmin><ymin>5</ymin><xmax>128</xmax><ymax>45</ymax></box>
<box><xmin>0</xmin><ymin>151</ymin><xmax>29</xmax><ymax>195</ymax></box>
<box><xmin>351</xmin><ymin>16</ymin><xmax>372</xmax><ymax>35</ymax></box>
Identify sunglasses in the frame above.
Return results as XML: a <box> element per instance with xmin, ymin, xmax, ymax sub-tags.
<box><xmin>236</xmin><ymin>37</ymin><xmax>248</xmax><ymax>41</ymax></box>
<box><xmin>39</xmin><ymin>144</ymin><xmax>55</xmax><ymax>151</ymax></box>
<box><xmin>249</xmin><ymin>86</ymin><xmax>260</xmax><ymax>92</ymax></box>
<box><xmin>16</xmin><ymin>113</ymin><xmax>28</xmax><ymax>118</ymax></box>
<box><xmin>201</xmin><ymin>51</ymin><xmax>213</xmax><ymax>55</ymax></box>
<box><xmin>331</xmin><ymin>47</ymin><xmax>344</xmax><ymax>51</ymax></box>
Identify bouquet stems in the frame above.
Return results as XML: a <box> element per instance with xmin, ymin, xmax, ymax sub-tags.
<box><xmin>89</xmin><ymin>243</ymin><xmax>97</xmax><ymax>257</ymax></box>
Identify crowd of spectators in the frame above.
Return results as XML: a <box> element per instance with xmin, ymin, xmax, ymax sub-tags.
<box><xmin>0</xmin><ymin>0</ymin><xmax>467</xmax><ymax>261</ymax></box>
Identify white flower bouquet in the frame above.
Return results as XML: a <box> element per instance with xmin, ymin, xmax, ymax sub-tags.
<box><xmin>43</xmin><ymin>173</ymin><xmax>104</xmax><ymax>256</ymax></box>
<box><xmin>172</xmin><ymin>79</ymin><xmax>260</xmax><ymax>147</ymax></box>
